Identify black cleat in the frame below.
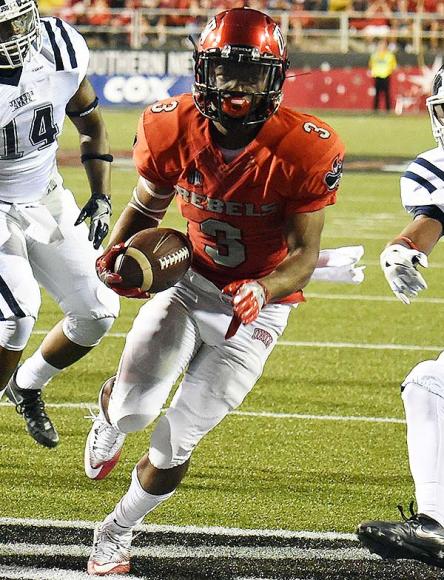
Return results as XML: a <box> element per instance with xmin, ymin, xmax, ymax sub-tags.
<box><xmin>5</xmin><ymin>370</ymin><xmax>59</xmax><ymax>448</ymax></box>
<box><xmin>357</xmin><ymin>502</ymin><xmax>444</xmax><ymax>569</ymax></box>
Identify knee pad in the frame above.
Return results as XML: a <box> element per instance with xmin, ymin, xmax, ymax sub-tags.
<box><xmin>62</xmin><ymin>315</ymin><xmax>115</xmax><ymax>347</ymax></box>
<box><xmin>148</xmin><ymin>396</ymin><xmax>229</xmax><ymax>470</ymax></box>
<box><xmin>402</xmin><ymin>357</ymin><xmax>444</xmax><ymax>399</ymax></box>
<box><xmin>0</xmin><ymin>316</ymin><xmax>35</xmax><ymax>351</ymax></box>
<box><xmin>149</xmin><ymin>413</ymin><xmax>188</xmax><ymax>470</ymax></box>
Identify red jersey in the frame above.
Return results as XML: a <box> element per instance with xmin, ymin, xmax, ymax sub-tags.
<box><xmin>133</xmin><ymin>94</ymin><xmax>344</xmax><ymax>297</ymax></box>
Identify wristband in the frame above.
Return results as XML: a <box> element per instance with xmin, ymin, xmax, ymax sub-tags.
<box><xmin>81</xmin><ymin>153</ymin><xmax>114</xmax><ymax>163</ymax></box>
<box><xmin>67</xmin><ymin>97</ymin><xmax>99</xmax><ymax>118</ymax></box>
<box><xmin>394</xmin><ymin>236</ymin><xmax>419</xmax><ymax>251</ymax></box>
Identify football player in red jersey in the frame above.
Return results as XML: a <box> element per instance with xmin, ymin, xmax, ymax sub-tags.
<box><xmin>86</xmin><ymin>8</ymin><xmax>345</xmax><ymax>576</ymax></box>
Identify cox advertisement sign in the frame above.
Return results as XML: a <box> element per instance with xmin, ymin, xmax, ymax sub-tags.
<box><xmin>90</xmin><ymin>74</ymin><xmax>193</xmax><ymax>106</ymax></box>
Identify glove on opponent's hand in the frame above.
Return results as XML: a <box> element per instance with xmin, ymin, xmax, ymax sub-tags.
<box><xmin>75</xmin><ymin>193</ymin><xmax>112</xmax><ymax>249</ymax></box>
<box><xmin>380</xmin><ymin>243</ymin><xmax>428</xmax><ymax>305</ymax></box>
<box><xmin>95</xmin><ymin>243</ymin><xmax>150</xmax><ymax>299</ymax></box>
<box><xmin>222</xmin><ymin>279</ymin><xmax>270</xmax><ymax>339</ymax></box>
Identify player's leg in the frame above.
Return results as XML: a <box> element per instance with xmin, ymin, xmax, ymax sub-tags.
<box><xmin>0</xmin><ymin>268</ymin><xmax>38</xmax><ymax>390</ymax></box>
<box><xmin>84</xmin><ymin>286</ymin><xmax>200</xmax><ymax>481</ymax></box>
<box><xmin>357</xmin><ymin>355</ymin><xmax>444</xmax><ymax>567</ymax></box>
<box><xmin>8</xmin><ymin>181</ymin><xmax>119</xmax><ymax>446</ymax></box>
<box><xmin>0</xmin><ymin>207</ymin><xmax>53</xmax><ymax>442</ymax></box>
<box><xmin>87</xmin><ymin>302</ymin><xmax>289</xmax><ymax>575</ymax></box>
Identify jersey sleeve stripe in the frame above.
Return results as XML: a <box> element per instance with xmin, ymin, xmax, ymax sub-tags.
<box><xmin>402</xmin><ymin>171</ymin><xmax>437</xmax><ymax>193</ymax></box>
<box><xmin>55</xmin><ymin>18</ymin><xmax>78</xmax><ymax>69</ymax></box>
<box><xmin>43</xmin><ymin>20</ymin><xmax>64</xmax><ymax>71</ymax></box>
<box><xmin>0</xmin><ymin>275</ymin><xmax>25</xmax><ymax>318</ymax></box>
<box><xmin>413</xmin><ymin>157</ymin><xmax>444</xmax><ymax>182</ymax></box>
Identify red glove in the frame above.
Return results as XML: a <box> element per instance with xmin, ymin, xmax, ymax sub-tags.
<box><xmin>96</xmin><ymin>243</ymin><xmax>151</xmax><ymax>299</ymax></box>
<box><xmin>222</xmin><ymin>279</ymin><xmax>270</xmax><ymax>339</ymax></box>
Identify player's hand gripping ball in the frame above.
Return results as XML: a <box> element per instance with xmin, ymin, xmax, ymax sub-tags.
<box><xmin>96</xmin><ymin>228</ymin><xmax>192</xmax><ymax>299</ymax></box>
<box><xmin>222</xmin><ymin>279</ymin><xmax>271</xmax><ymax>338</ymax></box>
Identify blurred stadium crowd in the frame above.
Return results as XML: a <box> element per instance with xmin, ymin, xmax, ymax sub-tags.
<box><xmin>38</xmin><ymin>0</ymin><xmax>444</xmax><ymax>52</ymax></box>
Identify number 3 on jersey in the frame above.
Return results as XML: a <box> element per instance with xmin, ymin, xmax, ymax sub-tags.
<box><xmin>0</xmin><ymin>104</ymin><xmax>59</xmax><ymax>160</ymax></box>
<box><xmin>201</xmin><ymin>219</ymin><xmax>246</xmax><ymax>268</ymax></box>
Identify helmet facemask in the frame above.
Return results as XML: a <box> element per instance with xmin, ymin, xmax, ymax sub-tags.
<box><xmin>193</xmin><ymin>45</ymin><xmax>287</xmax><ymax>128</ymax></box>
<box><xmin>0</xmin><ymin>0</ymin><xmax>41</xmax><ymax>69</ymax></box>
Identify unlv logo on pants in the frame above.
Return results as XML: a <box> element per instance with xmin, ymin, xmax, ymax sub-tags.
<box><xmin>252</xmin><ymin>327</ymin><xmax>273</xmax><ymax>348</ymax></box>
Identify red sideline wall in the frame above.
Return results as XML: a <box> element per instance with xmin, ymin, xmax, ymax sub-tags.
<box><xmin>282</xmin><ymin>67</ymin><xmax>428</xmax><ymax>112</ymax></box>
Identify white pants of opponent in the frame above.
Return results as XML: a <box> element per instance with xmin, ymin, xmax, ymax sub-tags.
<box><xmin>108</xmin><ymin>269</ymin><xmax>291</xmax><ymax>470</ymax></box>
<box><xmin>0</xmin><ymin>170</ymin><xmax>119</xmax><ymax>351</ymax></box>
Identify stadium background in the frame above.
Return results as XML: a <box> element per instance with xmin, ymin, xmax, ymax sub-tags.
<box><xmin>2</xmin><ymin>3</ymin><xmax>444</xmax><ymax>579</ymax></box>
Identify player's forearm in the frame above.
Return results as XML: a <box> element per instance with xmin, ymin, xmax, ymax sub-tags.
<box><xmin>388</xmin><ymin>215</ymin><xmax>442</xmax><ymax>255</ymax></box>
<box><xmin>259</xmin><ymin>246</ymin><xmax>319</xmax><ymax>301</ymax></box>
<box><xmin>79</xmin><ymin>122</ymin><xmax>111</xmax><ymax>198</ymax></box>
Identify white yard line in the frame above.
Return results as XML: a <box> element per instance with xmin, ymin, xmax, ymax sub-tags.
<box><xmin>278</xmin><ymin>340</ymin><xmax>443</xmax><ymax>351</ymax></box>
<box><xmin>305</xmin><ymin>292</ymin><xmax>444</xmax><ymax>303</ymax></box>
<box><xmin>0</xmin><ymin>566</ymin><xmax>132</xmax><ymax>580</ymax></box>
<box><xmin>230</xmin><ymin>410</ymin><xmax>405</xmax><ymax>424</ymax></box>
<box><xmin>0</xmin><ymin>542</ymin><xmax>376</xmax><ymax>561</ymax></box>
<box><xmin>30</xmin><ymin>328</ymin><xmax>444</xmax><ymax>351</ymax></box>
<box><xmin>0</xmin><ymin>399</ymin><xmax>406</xmax><ymax>424</ymax></box>
<box><xmin>0</xmin><ymin>517</ymin><xmax>356</xmax><ymax>541</ymax></box>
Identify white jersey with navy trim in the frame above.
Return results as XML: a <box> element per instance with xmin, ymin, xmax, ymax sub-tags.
<box><xmin>0</xmin><ymin>17</ymin><xmax>89</xmax><ymax>203</ymax></box>
<box><xmin>401</xmin><ymin>147</ymin><xmax>444</xmax><ymax>213</ymax></box>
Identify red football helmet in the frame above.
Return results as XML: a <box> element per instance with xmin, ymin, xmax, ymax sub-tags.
<box><xmin>192</xmin><ymin>8</ymin><xmax>289</xmax><ymax>127</ymax></box>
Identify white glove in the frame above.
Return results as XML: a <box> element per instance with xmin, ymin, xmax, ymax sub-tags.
<box><xmin>380</xmin><ymin>243</ymin><xmax>428</xmax><ymax>304</ymax></box>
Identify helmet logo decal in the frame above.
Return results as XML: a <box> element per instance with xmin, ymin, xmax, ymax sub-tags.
<box><xmin>200</xmin><ymin>17</ymin><xmax>216</xmax><ymax>45</ymax></box>
<box><xmin>273</xmin><ymin>26</ymin><xmax>285</xmax><ymax>56</ymax></box>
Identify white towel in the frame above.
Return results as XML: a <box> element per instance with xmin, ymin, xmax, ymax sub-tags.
<box><xmin>311</xmin><ymin>245</ymin><xmax>365</xmax><ymax>284</ymax></box>
<box><xmin>17</xmin><ymin>203</ymin><xmax>63</xmax><ymax>245</ymax></box>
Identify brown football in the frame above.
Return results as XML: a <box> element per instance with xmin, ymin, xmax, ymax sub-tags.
<box><xmin>113</xmin><ymin>228</ymin><xmax>192</xmax><ymax>293</ymax></box>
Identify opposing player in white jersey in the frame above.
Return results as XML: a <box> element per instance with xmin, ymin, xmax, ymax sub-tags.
<box><xmin>357</xmin><ymin>66</ymin><xmax>444</xmax><ymax>568</ymax></box>
<box><xmin>0</xmin><ymin>0</ymin><xmax>119</xmax><ymax>448</ymax></box>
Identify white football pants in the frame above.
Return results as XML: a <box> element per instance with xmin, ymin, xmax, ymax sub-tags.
<box><xmin>0</xmin><ymin>170</ymin><xmax>119</xmax><ymax>344</ymax></box>
<box><xmin>108</xmin><ymin>269</ymin><xmax>292</xmax><ymax>469</ymax></box>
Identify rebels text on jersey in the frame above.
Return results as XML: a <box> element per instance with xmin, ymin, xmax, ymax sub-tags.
<box><xmin>400</xmin><ymin>146</ymin><xmax>444</xmax><ymax>230</ymax></box>
<box><xmin>0</xmin><ymin>17</ymin><xmax>89</xmax><ymax>203</ymax></box>
<box><xmin>134</xmin><ymin>94</ymin><xmax>345</xmax><ymax>291</ymax></box>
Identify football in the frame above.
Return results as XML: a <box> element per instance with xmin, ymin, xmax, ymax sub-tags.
<box><xmin>113</xmin><ymin>228</ymin><xmax>192</xmax><ymax>293</ymax></box>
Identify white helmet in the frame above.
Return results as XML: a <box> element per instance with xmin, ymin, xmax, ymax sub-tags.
<box><xmin>427</xmin><ymin>66</ymin><xmax>444</xmax><ymax>149</ymax></box>
<box><xmin>0</xmin><ymin>0</ymin><xmax>41</xmax><ymax>68</ymax></box>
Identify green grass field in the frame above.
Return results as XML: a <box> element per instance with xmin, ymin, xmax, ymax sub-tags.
<box><xmin>0</xmin><ymin>109</ymin><xmax>440</xmax><ymax>534</ymax></box>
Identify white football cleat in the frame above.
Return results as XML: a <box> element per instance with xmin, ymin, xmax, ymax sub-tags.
<box><xmin>88</xmin><ymin>517</ymin><xmax>132</xmax><ymax>576</ymax></box>
<box><xmin>84</xmin><ymin>385</ymin><xmax>126</xmax><ymax>480</ymax></box>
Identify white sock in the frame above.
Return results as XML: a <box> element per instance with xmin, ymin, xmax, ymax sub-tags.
<box><xmin>16</xmin><ymin>348</ymin><xmax>61</xmax><ymax>390</ymax></box>
<box><xmin>110</xmin><ymin>467</ymin><xmax>175</xmax><ymax>529</ymax></box>
<box><xmin>402</xmin><ymin>382</ymin><xmax>441</xmax><ymax>523</ymax></box>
